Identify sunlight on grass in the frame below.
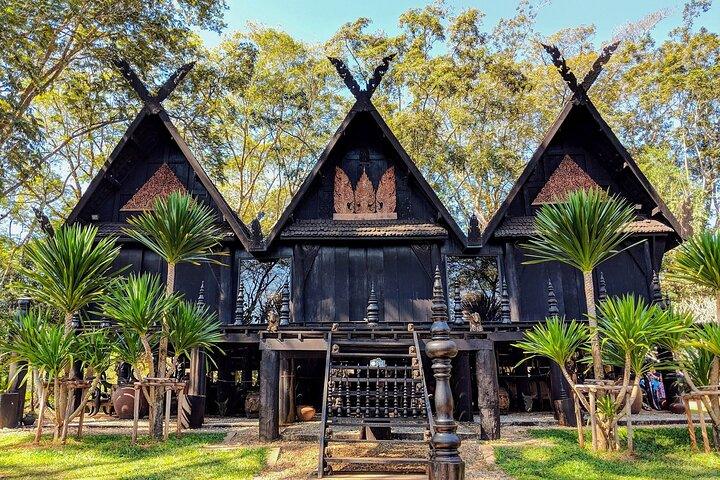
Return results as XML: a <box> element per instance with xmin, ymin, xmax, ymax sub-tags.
<box><xmin>496</xmin><ymin>427</ymin><xmax>720</xmax><ymax>480</ymax></box>
<box><xmin>0</xmin><ymin>433</ymin><xmax>266</xmax><ymax>480</ymax></box>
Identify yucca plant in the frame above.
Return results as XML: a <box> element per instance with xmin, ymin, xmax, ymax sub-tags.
<box><xmin>166</xmin><ymin>300</ymin><xmax>223</xmax><ymax>370</ymax></box>
<box><xmin>522</xmin><ymin>188</ymin><xmax>637</xmax><ymax>379</ymax></box>
<box><xmin>123</xmin><ymin>192</ymin><xmax>223</xmax><ymax>438</ymax></box>
<box><xmin>21</xmin><ymin>224</ymin><xmax>120</xmax><ymax>332</ymax></box>
<box><xmin>669</xmin><ymin>231</ymin><xmax>720</xmax><ymax>446</ymax></box>
<box><xmin>1</xmin><ymin>308</ymin><xmax>75</xmax><ymax>443</ymax></box>
<box><xmin>101</xmin><ymin>273</ymin><xmax>178</xmax><ymax>437</ymax></box>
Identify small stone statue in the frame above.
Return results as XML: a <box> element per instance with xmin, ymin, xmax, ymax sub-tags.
<box><xmin>467</xmin><ymin>312</ymin><xmax>483</xmax><ymax>332</ymax></box>
<box><xmin>266</xmin><ymin>310</ymin><xmax>279</xmax><ymax>332</ymax></box>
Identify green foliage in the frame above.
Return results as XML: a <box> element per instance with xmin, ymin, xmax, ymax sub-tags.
<box><xmin>100</xmin><ymin>273</ymin><xmax>178</xmax><ymax>335</ymax></box>
<box><xmin>678</xmin><ymin>347</ymin><xmax>713</xmax><ymax>387</ymax></box>
<box><xmin>2</xmin><ymin>309</ymin><xmax>74</xmax><ymax>380</ymax></box>
<box><xmin>123</xmin><ymin>192</ymin><xmax>223</xmax><ymax>267</ymax></box>
<box><xmin>668</xmin><ymin>231</ymin><xmax>720</xmax><ymax>294</ymax></box>
<box><xmin>112</xmin><ymin>330</ymin><xmax>146</xmax><ymax>368</ymax></box>
<box><xmin>514</xmin><ymin>316</ymin><xmax>588</xmax><ymax>368</ymax></box>
<box><xmin>74</xmin><ymin>329</ymin><xmax>116</xmax><ymax>375</ymax></box>
<box><xmin>691</xmin><ymin>322</ymin><xmax>720</xmax><ymax>357</ymax></box>
<box><xmin>21</xmin><ymin>224</ymin><xmax>120</xmax><ymax>318</ymax></box>
<box><xmin>522</xmin><ymin>189</ymin><xmax>637</xmax><ymax>273</ymax></box>
<box><xmin>166</xmin><ymin>300</ymin><xmax>223</xmax><ymax>360</ymax></box>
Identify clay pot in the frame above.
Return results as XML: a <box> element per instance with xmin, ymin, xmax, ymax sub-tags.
<box><xmin>245</xmin><ymin>391</ymin><xmax>260</xmax><ymax>418</ymax></box>
<box><xmin>296</xmin><ymin>405</ymin><xmax>316</xmax><ymax>421</ymax></box>
<box><xmin>112</xmin><ymin>385</ymin><xmax>148</xmax><ymax>419</ymax></box>
<box><xmin>669</xmin><ymin>402</ymin><xmax>686</xmax><ymax>415</ymax></box>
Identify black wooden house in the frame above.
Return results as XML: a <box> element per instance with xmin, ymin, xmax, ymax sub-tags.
<box><xmin>65</xmin><ymin>47</ymin><xmax>683</xmax><ymax>456</ymax></box>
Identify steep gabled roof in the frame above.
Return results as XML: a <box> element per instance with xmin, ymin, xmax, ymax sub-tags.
<box><xmin>65</xmin><ymin>106</ymin><xmax>253</xmax><ymax>250</ymax></box>
<box><xmin>481</xmin><ymin>96</ymin><xmax>685</xmax><ymax>245</ymax></box>
<box><xmin>262</xmin><ymin>99</ymin><xmax>467</xmax><ymax>249</ymax></box>
<box><xmin>66</xmin><ymin>60</ymin><xmax>252</xmax><ymax>250</ymax></box>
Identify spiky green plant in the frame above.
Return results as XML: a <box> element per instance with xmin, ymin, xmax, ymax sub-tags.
<box><xmin>113</xmin><ymin>329</ymin><xmax>147</xmax><ymax>375</ymax></box>
<box><xmin>123</xmin><ymin>192</ymin><xmax>223</xmax><ymax>438</ymax></box>
<box><xmin>101</xmin><ymin>273</ymin><xmax>178</xmax><ymax>376</ymax></box>
<box><xmin>21</xmin><ymin>224</ymin><xmax>120</xmax><ymax>331</ymax></box>
<box><xmin>522</xmin><ymin>189</ymin><xmax>637</xmax><ymax>379</ymax></box>
<box><xmin>166</xmin><ymin>300</ymin><xmax>223</xmax><ymax>369</ymax></box>
<box><xmin>514</xmin><ymin>316</ymin><xmax>588</xmax><ymax>382</ymax></box>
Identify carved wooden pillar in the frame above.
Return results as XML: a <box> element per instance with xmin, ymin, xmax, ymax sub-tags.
<box><xmin>185</xmin><ymin>286</ymin><xmax>207</xmax><ymax>428</ymax></box>
<box><xmin>280</xmin><ymin>282</ymin><xmax>290</xmax><ymax>326</ymax></box>
<box><xmin>452</xmin><ymin>352</ymin><xmax>473</xmax><ymax>422</ymax></box>
<box><xmin>475</xmin><ymin>341</ymin><xmax>500</xmax><ymax>440</ymax></box>
<box><xmin>427</xmin><ymin>267</ymin><xmax>465</xmax><ymax>480</ymax></box>
<box><xmin>259</xmin><ymin>349</ymin><xmax>280</xmax><ymax>441</ymax></box>
<box><xmin>279</xmin><ymin>353</ymin><xmax>295</xmax><ymax>425</ymax></box>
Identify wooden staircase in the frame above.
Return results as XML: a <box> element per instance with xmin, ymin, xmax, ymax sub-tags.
<box><xmin>318</xmin><ymin>332</ymin><xmax>434</xmax><ymax>478</ymax></box>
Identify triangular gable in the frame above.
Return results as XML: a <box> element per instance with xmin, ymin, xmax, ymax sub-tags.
<box><xmin>120</xmin><ymin>163</ymin><xmax>188</xmax><ymax>211</ymax></box>
<box><xmin>532</xmin><ymin>154</ymin><xmax>599</xmax><ymax>204</ymax></box>
<box><xmin>482</xmin><ymin>96</ymin><xmax>684</xmax><ymax>245</ymax></box>
<box><xmin>263</xmin><ymin>100</ymin><xmax>467</xmax><ymax>248</ymax></box>
<box><xmin>66</xmin><ymin>106</ymin><xmax>253</xmax><ymax>250</ymax></box>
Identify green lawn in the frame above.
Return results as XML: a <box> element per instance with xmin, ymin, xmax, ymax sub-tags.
<box><xmin>496</xmin><ymin>427</ymin><xmax>720</xmax><ymax>480</ymax></box>
<box><xmin>0</xmin><ymin>433</ymin><xmax>266</xmax><ymax>480</ymax></box>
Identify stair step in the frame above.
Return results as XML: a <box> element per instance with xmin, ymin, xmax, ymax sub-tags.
<box><xmin>332</xmin><ymin>352</ymin><xmax>414</xmax><ymax>358</ymax></box>
<box><xmin>328</xmin><ymin>418</ymin><xmax>430</xmax><ymax>427</ymax></box>
<box><xmin>329</xmin><ymin>365</ymin><xmax>415</xmax><ymax>371</ymax></box>
<box><xmin>333</xmin><ymin>340</ymin><xmax>414</xmax><ymax>347</ymax></box>
<box><xmin>324</xmin><ymin>456</ymin><xmax>429</xmax><ymax>465</ymax></box>
<box><xmin>327</xmin><ymin>438</ymin><xmax>429</xmax><ymax>444</ymax></box>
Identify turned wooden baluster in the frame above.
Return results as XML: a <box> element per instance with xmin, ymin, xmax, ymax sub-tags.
<box><xmin>427</xmin><ymin>267</ymin><xmax>465</xmax><ymax>480</ymax></box>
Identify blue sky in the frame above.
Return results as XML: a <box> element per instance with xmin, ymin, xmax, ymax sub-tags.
<box><xmin>199</xmin><ymin>0</ymin><xmax>719</xmax><ymax>47</ymax></box>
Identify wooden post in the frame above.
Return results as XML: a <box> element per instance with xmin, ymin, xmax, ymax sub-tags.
<box><xmin>34</xmin><ymin>385</ymin><xmax>47</xmax><ymax>444</ymax></box>
<box><xmin>625</xmin><ymin>386</ymin><xmax>634</xmax><ymax>452</ymax></box>
<box><xmin>684</xmin><ymin>396</ymin><xmax>697</xmax><ymax>451</ymax></box>
<box><xmin>574</xmin><ymin>393</ymin><xmax>584</xmax><ymax>448</ymax></box>
<box><xmin>132</xmin><ymin>384</ymin><xmax>140</xmax><ymax>445</ymax></box>
<box><xmin>451</xmin><ymin>352</ymin><xmax>473</xmax><ymax>422</ymax></box>
<box><xmin>589</xmin><ymin>388</ymin><xmax>597</xmax><ymax>451</ymax></box>
<box><xmin>259</xmin><ymin>348</ymin><xmax>280</xmax><ymax>441</ymax></box>
<box><xmin>475</xmin><ymin>342</ymin><xmax>500</xmax><ymax>440</ymax></box>
<box><xmin>164</xmin><ymin>387</ymin><xmax>172</xmax><ymax>441</ymax></box>
<box><xmin>186</xmin><ymin>347</ymin><xmax>207</xmax><ymax>429</ymax></box>
<box><xmin>77</xmin><ymin>387</ymin><xmax>87</xmax><ymax>439</ymax></box>
<box><xmin>427</xmin><ymin>267</ymin><xmax>465</xmax><ymax>480</ymax></box>
<box><xmin>177</xmin><ymin>389</ymin><xmax>184</xmax><ymax>435</ymax></box>
<box><xmin>549</xmin><ymin>362</ymin><xmax>576</xmax><ymax>427</ymax></box>
<box><xmin>698</xmin><ymin>397</ymin><xmax>711</xmax><ymax>453</ymax></box>
<box><xmin>279</xmin><ymin>353</ymin><xmax>295</xmax><ymax>425</ymax></box>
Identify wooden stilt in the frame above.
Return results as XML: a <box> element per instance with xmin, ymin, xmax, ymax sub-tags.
<box><xmin>177</xmin><ymin>389</ymin><xmax>183</xmax><ymax>435</ymax></box>
<box><xmin>574</xmin><ymin>393</ymin><xmax>584</xmax><ymax>448</ymax></box>
<box><xmin>34</xmin><ymin>386</ymin><xmax>47</xmax><ymax>444</ymax></box>
<box><xmin>132</xmin><ymin>384</ymin><xmax>140</xmax><ymax>445</ymax></box>
<box><xmin>684</xmin><ymin>397</ymin><xmax>697</xmax><ymax>451</ymax></box>
<box><xmin>625</xmin><ymin>388</ymin><xmax>633</xmax><ymax>453</ymax></box>
<box><xmin>60</xmin><ymin>388</ymin><xmax>74</xmax><ymax>444</ymax></box>
<box><xmin>164</xmin><ymin>388</ymin><xmax>172</xmax><ymax>441</ymax></box>
<box><xmin>589</xmin><ymin>388</ymin><xmax>597</xmax><ymax>451</ymax></box>
<box><xmin>77</xmin><ymin>387</ymin><xmax>86</xmax><ymax>439</ymax></box>
<box><xmin>698</xmin><ymin>398</ymin><xmax>711</xmax><ymax>453</ymax></box>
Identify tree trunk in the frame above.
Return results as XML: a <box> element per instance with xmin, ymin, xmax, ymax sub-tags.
<box><xmin>711</xmin><ymin>293</ymin><xmax>720</xmax><ymax>442</ymax></box>
<box><xmin>151</xmin><ymin>262</ymin><xmax>176</xmax><ymax>439</ymax></box>
<box><xmin>583</xmin><ymin>271</ymin><xmax>604</xmax><ymax>380</ymax></box>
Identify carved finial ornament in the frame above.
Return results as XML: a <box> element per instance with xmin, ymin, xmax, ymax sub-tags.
<box><xmin>327</xmin><ymin>54</ymin><xmax>396</xmax><ymax>108</ymax></box>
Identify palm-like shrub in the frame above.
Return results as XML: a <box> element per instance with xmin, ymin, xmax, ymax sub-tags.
<box><xmin>2</xmin><ymin>309</ymin><xmax>74</xmax><ymax>443</ymax></box>
<box><xmin>522</xmin><ymin>189</ymin><xmax>636</xmax><ymax>379</ymax></box>
<box><xmin>123</xmin><ymin>192</ymin><xmax>223</xmax><ymax>438</ymax></box>
<box><xmin>101</xmin><ymin>273</ymin><xmax>178</xmax><ymax>380</ymax></box>
<box><xmin>22</xmin><ymin>224</ymin><xmax>120</xmax><ymax>331</ymax></box>
<box><xmin>166</xmin><ymin>300</ymin><xmax>223</xmax><ymax>370</ymax></box>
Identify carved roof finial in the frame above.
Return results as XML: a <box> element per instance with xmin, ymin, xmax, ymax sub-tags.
<box><xmin>431</xmin><ymin>266</ymin><xmax>450</xmax><ymax>335</ymax></box>
<box><xmin>197</xmin><ymin>281</ymin><xmax>205</xmax><ymax>306</ymax></box>
<box><xmin>453</xmin><ymin>283</ymin><xmax>464</xmax><ymax>326</ymax></box>
<box><xmin>112</xmin><ymin>58</ymin><xmax>195</xmax><ymax>113</ymax></box>
<box><xmin>500</xmin><ymin>279</ymin><xmax>511</xmax><ymax>323</ymax></box>
<box><xmin>541</xmin><ymin>41</ymin><xmax>620</xmax><ymax>99</ymax></box>
<box><xmin>327</xmin><ymin>54</ymin><xmax>396</xmax><ymax>107</ymax></box>
<box><xmin>467</xmin><ymin>213</ymin><xmax>481</xmax><ymax>244</ymax></box>
<box><xmin>366</xmin><ymin>282</ymin><xmax>379</xmax><ymax>326</ymax></box>
<box><xmin>651</xmin><ymin>271</ymin><xmax>665</xmax><ymax>308</ymax></box>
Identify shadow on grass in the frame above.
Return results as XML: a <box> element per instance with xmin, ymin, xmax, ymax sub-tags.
<box><xmin>0</xmin><ymin>432</ymin><xmax>265</xmax><ymax>480</ymax></box>
<box><xmin>495</xmin><ymin>427</ymin><xmax>720</xmax><ymax>480</ymax></box>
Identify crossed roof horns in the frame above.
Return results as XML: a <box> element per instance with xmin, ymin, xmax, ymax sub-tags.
<box><xmin>113</xmin><ymin>40</ymin><xmax>619</xmax><ymax>110</ymax></box>
<box><xmin>541</xmin><ymin>41</ymin><xmax>621</xmax><ymax>97</ymax></box>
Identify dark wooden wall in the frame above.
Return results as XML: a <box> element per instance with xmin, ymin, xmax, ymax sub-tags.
<box><xmin>291</xmin><ymin>242</ymin><xmax>442</xmax><ymax>324</ymax></box>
